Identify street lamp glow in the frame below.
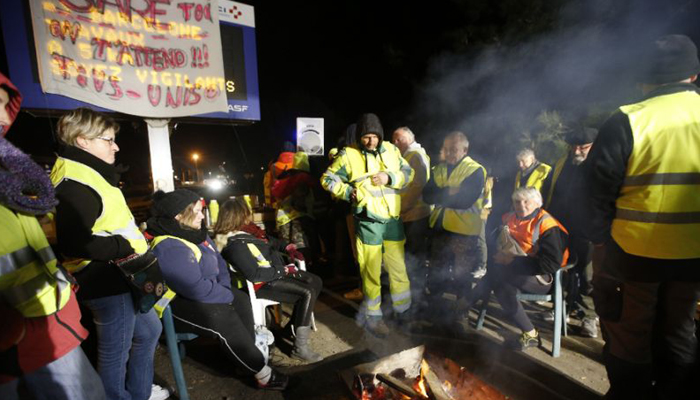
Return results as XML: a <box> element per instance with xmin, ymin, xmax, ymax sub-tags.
<box><xmin>192</xmin><ymin>153</ymin><xmax>199</xmax><ymax>161</ymax></box>
<box><xmin>192</xmin><ymin>153</ymin><xmax>200</xmax><ymax>182</ymax></box>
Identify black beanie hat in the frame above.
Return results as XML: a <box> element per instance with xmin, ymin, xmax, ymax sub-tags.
<box><xmin>151</xmin><ymin>189</ymin><xmax>201</xmax><ymax>218</ymax></box>
<box><xmin>355</xmin><ymin>113</ymin><xmax>384</xmax><ymax>144</ymax></box>
<box><xmin>642</xmin><ymin>34</ymin><xmax>700</xmax><ymax>84</ymax></box>
<box><xmin>565</xmin><ymin>126</ymin><xmax>598</xmax><ymax>145</ymax></box>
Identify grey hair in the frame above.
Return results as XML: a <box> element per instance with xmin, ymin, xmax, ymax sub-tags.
<box><xmin>395</xmin><ymin>126</ymin><xmax>415</xmax><ymax>141</ymax></box>
<box><xmin>445</xmin><ymin>131</ymin><xmax>469</xmax><ymax>151</ymax></box>
<box><xmin>512</xmin><ymin>186</ymin><xmax>543</xmax><ymax>207</ymax></box>
<box><xmin>516</xmin><ymin>148</ymin><xmax>535</xmax><ymax>160</ymax></box>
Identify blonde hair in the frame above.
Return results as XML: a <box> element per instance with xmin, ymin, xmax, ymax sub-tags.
<box><xmin>176</xmin><ymin>202</ymin><xmax>201</xmax><ymax>230</ymax></box>
<box><xmin>214</xmin><ymin>197</ymin><xmax>252</xmax><ymax>234</ymax></box>
<box><xmin>57</xmin><ymin>108</ymin><xmax>119</xmax><ymax>146</ymax></box>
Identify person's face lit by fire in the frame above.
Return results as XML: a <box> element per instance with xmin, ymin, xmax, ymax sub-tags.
<box><xmin>516</xmin><ymin>154</ymin><xmax>535</xmax><ymax>172</ymax></box>
<box><xmin>0</xmin><ymin>88</ymin><xmax>11</xmax><ymax>135</ymax></box>
<box><xmin>392</xmin><ymin>129</ymin><xmax>413</xmax><ymax>154</ymax></box>
<box><xmin>571</xmin><ymin>143</ymin><xmax>593</xmax><ymax>165</ymax></box>
<box><xmin>442</xmin><ymin>137</ymin><xmax>467</xmax><ymax>166</ymax></box>
<box><xmin>360</xmin><ymin>133</ymin><xmax>380</xmax><ymax>151</ymax></box>
<box><xmin>513</xmin><ymin>194</ymin><xmax>541</xmax><ymax>218</ymax></box>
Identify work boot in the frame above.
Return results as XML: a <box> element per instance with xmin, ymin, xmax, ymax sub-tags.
<box><xmin>579</xmin><ymin>316</ymin><xmax>599</xmax><ymax>338</ymax></box>
<box><xmin>365</xmin><ymin>316</ymin><xmax>390</xmax><ymax>338</ymax></box>
<box><xmin>257</xmin><ymin>368</ymin><xmax>289</xmax><ymax>391</ymax></box>
<box><xmin>292</xmin><ymin>326</ymin><xmax>323</xmax><ymax>362</ymax></box>
<box><xmin>507</xmin><ymin>330</ymin><xmax>542</xmax><ymax>351</ymax></box>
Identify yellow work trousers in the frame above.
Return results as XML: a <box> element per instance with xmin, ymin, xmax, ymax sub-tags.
<box><xmin>355</xmin><ymin>217</ymin><xmax>411</xmax><ymax>318</ymax></box>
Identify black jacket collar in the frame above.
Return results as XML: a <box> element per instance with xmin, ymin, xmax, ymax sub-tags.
<box><xmin>59</xmin><ymin>145</ymin><xmax>122</xmax><ymax>187</ymax></box>
<box><xmin>643</xmin><ymin>82</ymin><xmax>700</xmax><ymax>101</ymax></box>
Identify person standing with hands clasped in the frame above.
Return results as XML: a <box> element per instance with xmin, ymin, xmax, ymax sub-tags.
<box><xmin>586</xmin><ymin>34</ymin><xmax>700</xmax><ymax>400</ymax></box>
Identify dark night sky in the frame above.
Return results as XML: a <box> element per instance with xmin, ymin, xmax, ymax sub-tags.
<box><xmin>2</xmin><ymin>0</ymin><xmax>700</xmax><ymax>196</ymax></box>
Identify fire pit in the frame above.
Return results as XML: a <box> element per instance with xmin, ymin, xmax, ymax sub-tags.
<box><xmin>340</xmin><ymin>346</ymin><xmax>507</xmax><ymax>400</ymax></box>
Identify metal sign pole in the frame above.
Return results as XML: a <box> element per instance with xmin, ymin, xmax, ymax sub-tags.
<box><xmin>145</xmin><ymin>118</ymin><xmax>175</xmax><ymax>193</ymax></box>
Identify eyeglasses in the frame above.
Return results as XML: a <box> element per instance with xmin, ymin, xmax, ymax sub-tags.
<box><xmin>95</xmin><ymin>136</ymin><xmax>116</xmax><ymax>146</ymax></box>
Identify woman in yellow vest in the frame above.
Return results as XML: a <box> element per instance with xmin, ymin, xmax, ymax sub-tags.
<box><xmin>481</xmin><ymin>187</ymin><xmax>569</xmax><ymax>351</ymax></box>
<box><xmin>214</xmin><ymin>197</ymin><xmax>324</xmax><ymax>362</ymax></box>
<box><xmin>147</xmin><ymin>190</ymin><xmax>289</xmax><ymax>390</ymax></box>
<box><xmin>50</xmin><ymin>108</ymin><xmax>167</xmax><ymax>400</ymax></box>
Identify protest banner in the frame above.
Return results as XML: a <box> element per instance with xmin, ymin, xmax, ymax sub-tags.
<box><xmin>28</xmin><ymin>0</ymin><xmax>229</xmax><ymax>118</ymax></box>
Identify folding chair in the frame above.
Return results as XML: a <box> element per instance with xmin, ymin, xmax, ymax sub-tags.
<box><xmin>475</xmin><ymin>256</ymin><xmax>576</xmax><ymax>358</ymax></box>
<box><xmin>161</xmin><ymin>305</ymin><xmax>198</xmax><ymax>400</ymax></box>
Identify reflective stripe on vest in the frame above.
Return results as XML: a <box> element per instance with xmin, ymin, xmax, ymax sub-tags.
<box><xmin>545</xmin><ymin>155</ymin><xmax>567</xmax><ymax>208</ymax></box>
<box><xmin>515</xmin><ymin>162</ymin><xmax>552</xmax><ymax>191</ymax></box>
<box><xmin>429</xmin><ymin>157</ymin><xmax>486</xmax><ymax>235</ymax></box>
<box><xmin>150</xmin><ymin>236</ymin><xmax>201</xmax><ymax>317</ymax></box>
<box><xmin>612</xmin><ymin>90</ymin><xmax>700</xmax><ymax>259</ymax></box>
<box><xmin>50</xmin><ymin>157</ymin><xmax>148</xmax><ymax>273</ymax></box>
<box><xmin>0</xmin><ymin>205</ymin><xmax>72</xmax><ymax>317</ymax></box>
<box><xmin>503</xmin><ymin>209</ymin><xmax>569</xmax><ymax>267</ymax></box>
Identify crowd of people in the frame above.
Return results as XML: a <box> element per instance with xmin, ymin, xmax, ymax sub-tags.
<box><xmin>1</xmin><ymin>33</ymin><xmax>699</xmax><ymax>400</ymax></box>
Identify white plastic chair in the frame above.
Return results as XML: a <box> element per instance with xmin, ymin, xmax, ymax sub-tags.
<box><xmin>246</xmin><ymin>259</ymin><xmax>317</xmax><ymax>331</ymax></box>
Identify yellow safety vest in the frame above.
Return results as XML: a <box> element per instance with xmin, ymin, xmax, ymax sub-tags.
<box><xmin>150</xmin><ymin>235</ymin><xmax>201</xmax><ymax>317</ymax></box>
<box><xmin>515</xmin><ymin>162</ymin><xmax>552</xmax><ymax>191</ymax></box>
<box><xmin>612</xmin><ymin>90</ymin><xmax>700</xmax><ymax>259</ymax></box>
<box><xmin>50</xmin><ymin>157</ymin><xmax>148</xmax><ymax>273</ymax></box>
<box><xmin>322</xmin><ymin>142</ymin><xmax>414</xmax><ymax>222</ymax></box>
<box><xmin>429</xmin><ymin>157</ymin><xmax>486</xmax><ymax>235</ymax></box>
<box><xmin>0</xmin><ymin>205</ymin><xmax>72</xmax><ymax>318</ymax></box>
<box><xmin>400</xmin><ymin>147</ymin><xmax>431</xmax><ymax>222</ymax></box>
<box><xmin>545</xmin><ymin>155</ymin><xmax>568</xmax><ymax>208</ymax></box>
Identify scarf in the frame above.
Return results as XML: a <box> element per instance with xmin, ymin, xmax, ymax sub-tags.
<box><xmin>146</xmin><ymin>216</ymin><xmax>208</xmax><ymax>245</ymax></box>
<box><xmin>240</xmin><ymin>222</ymin><xmax>268</xmax><ymax>242</ymax></box>
<box><xmin>0</xmin><ymin>137</ymin><xmax>57</xmax><ymax>214</ymax></box>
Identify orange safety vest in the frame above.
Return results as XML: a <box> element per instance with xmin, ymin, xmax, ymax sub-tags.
<box><xmin>502</xmin><ymin>208</ymin><xmax>569</xmax><ymax>267</ymax></box>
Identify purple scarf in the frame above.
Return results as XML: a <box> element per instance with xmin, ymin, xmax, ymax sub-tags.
<box><xmin>0</xmin><ymin>137</ymin><xmax>57</xmax><ymax>214</ymax></box>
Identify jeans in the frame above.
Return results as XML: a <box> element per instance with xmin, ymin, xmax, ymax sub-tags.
<box><xmin>83</xmin><ymin>293</ymin><xmax>161</xmax><ymax>400</ymax></box>
<box><xmin>0</xmin><ymin>346</ymin><xmax>106</xmax><ymax>400</ymax></box>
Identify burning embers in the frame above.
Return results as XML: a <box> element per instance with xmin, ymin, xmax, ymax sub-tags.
<box><xmin>342</xmin><ymin>346</ymin><xmax>507</xmax><ymax>400</ymax></box>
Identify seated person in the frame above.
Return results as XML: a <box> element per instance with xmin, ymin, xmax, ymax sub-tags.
<box><xmin>214</xmin><ymin>198</ymin><xmax>324</xmax><ymax>363</ymax></box>
<box><xmin>477</xmin><ymin>186</ymin><xmax>568</xmax><ymax>351</ymax></box>
<box><xmin>147</xmin><ymin>190</ymin><xmax>288</xmax><ymax>390</ymax></box>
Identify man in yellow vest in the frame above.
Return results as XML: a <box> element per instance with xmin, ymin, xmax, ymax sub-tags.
<box><xmin>541</xmin><ymin>126</ymin><xmax>599</xmax><ymax>334</ymax></box>
<box><xmin>321</xmin><ymin>113</ymin><xmax>414</xmax><ymax>336</ymax></box>
<box><xmin>392</xmin><ymin>126</ymin><xmax>431</xmax><ymax>305</ymax></box>
<box><xmin>587</xmin><ymin>35</ymin><xmax>700</xmax><ymax>400</ymax></box>
<box><xmin>0</xmin><ymin>73</ymin><xmax>105</xmax><ymax>399</ymax></box>
<box><xmin>423</xmin><ymin>131</ymin><xmax>486</xmax><ymax>324</ymax></box>
<box><xmin>514</xmin><ymin>148</ymin><xmax>551</xmax><ymax>193</ymax></box>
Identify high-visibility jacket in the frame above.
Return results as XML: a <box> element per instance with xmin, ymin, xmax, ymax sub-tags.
<box><xmin>321</xmin><ymin>142</ymin><xmax>414</xmax><ymax>223</ymax></box>
<box><xmin>275</xmin><ymin>153</ymin><xmax>315</xmax><ymax>227</ymax></box>
<box><xmin>149</xmin><ymin>235</ymin><xmax>201</xmax><ymax>317</ymax></box>
<box><xmin>515</xmin><ymin>162</ymin><xmax>551</xmax><ymax>191</ymax></box>
<box><xmin>50</xmin><ymin>157</ymin><xmax>148</xmax><ymax>273</ymax></box>
<box><xmin>545</xmin><ymin>155</ymin><xmax>568</xmax><ymax>208</ymax></box>
<box><xmin>400</xmin><ymin>145</ymin><xmax>431</xmax><ymax>222</ymax></box>
<box><xmin>612</xmin><ymin>90</ymin><xmax>700</xmax><ymax>259</ymax></box>
<box><xmin>429</xmin><ymin>157</ymin><xmax>486</xmax><ymax>235</ymax></box>
<box><xmin>0</xmin><ymin>205</ymin><xmax>72</xmax><ymax>318</ymax></box>
<box><xmin>502</xmin><ymin>208</ymin><xmax>569</xmax><ymax>267</ymax></box>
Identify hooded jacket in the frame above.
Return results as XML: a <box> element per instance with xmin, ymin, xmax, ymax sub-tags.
<box><xmin>0</xmin><ymin>73</ymin><xmax>22</xmax><ymax>137</ymax></box>
<box><xmin>321</xmin><ymin>114</ymin><xmax>414</xmax><ymax>222</ymax></box>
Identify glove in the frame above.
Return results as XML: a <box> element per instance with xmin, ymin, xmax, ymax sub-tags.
<box><xmin>285</xmin><ymin>244</ymin><xmax>305</xmax><ymax>261</ymax></box>
<box><xmin>284</xmin><ymin>264</ymin><xmax>299</xmax><ymax>275</ymax></box>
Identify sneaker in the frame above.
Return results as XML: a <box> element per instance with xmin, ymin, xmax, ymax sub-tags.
<box><xmin>508</xmin><ymin>330</ymin><xmax>542</xmax><ymax>351</ymax></box>
<box><xmin>257</xmin><ymin>369</ymin><xmax>289</xmax><ymax>391</ymax></box>
<box><xmin>569</xmin><ymin>308</ymin><xmax>587</xmax><ymax>320</ymax></box>
<box><xmin>148</xmin><ymin>384</ymin><xmax>170</xmax><ymax>400</ymax></box>
<box><xmin>471</xmin><ymin>266</ymin><xmax>487</xmax><ymax>279</ymax></box>
<box><xmin>542</xmin><ymin>310</ymin><xmax>570</xmax><ymax>323</ymax></box>
<box><xmin>365</xmin><ymin>316</ymin><xmax>390</xmax><ymax>338</ymax></box>
<box><xmin>580</xmin><ymin>317</ymin><xmax>599</xmax><ymax>338</ymax></box>
<box><xmin>343</xmin><ymin>288</ymin><xmax>363</xmax><ymax>301</ymax></box>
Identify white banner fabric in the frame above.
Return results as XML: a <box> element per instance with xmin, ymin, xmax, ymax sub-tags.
<box><xmin>28</xmin><ymin>0</ymin><xmax>228</xmax><ymax>117</ymax></box>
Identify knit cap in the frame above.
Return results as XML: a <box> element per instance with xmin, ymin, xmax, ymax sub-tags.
<box><xmin>641</xmin><ymin>34</ymin><xmax>700</xmax><ymax>84</ymax></box>
<box><xmin>151</xmin><ymin>189</ymin><xmax>200</xmax><ymax>218</ymax></box>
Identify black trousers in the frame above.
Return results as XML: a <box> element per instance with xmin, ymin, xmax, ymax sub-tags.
<box><xmin>564</xmin><ymin>235</ymin><xmax>593</xmax><ymax>311</ymax></box>
<box><xmin>256</xmin><ymin>271</ymin><xmax>322</xmax><ymax>328</ymax></box>
<box><xmin>170</xmin><ymin>290</ymin><xmax>265</xmax><ymax>374</ymax></box>
<box><xmin>404</xmin><ymin>217</ymin><xmax>429</xmax><ymax>301</ymax></box>
<box><xmin>485</xmin><ymin>264</ymin><xmax>551</xmax><ymax>332</ymax></box>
